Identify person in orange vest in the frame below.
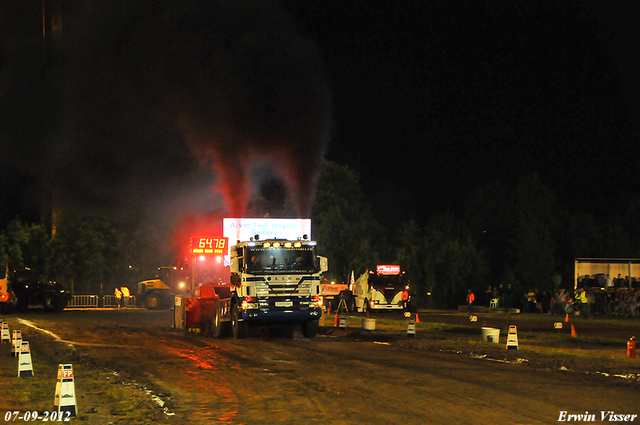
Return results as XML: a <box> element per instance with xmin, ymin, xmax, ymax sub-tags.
<box><xmin>466</xmin><ymin>289</ymin><xmax>475</xmax><ymax>313</ymax></box>
<box><xmin>114</xmin><ymin>287</ymin><xmax>122</xmax><ymax>309</ymax></box>
<box><xmin>401</xmin><ymin>286</ymin><xmax>410</xmax><ymax>310</ymax></box>
<box><xmin>121</xmin><ymin>286</ymin><xmax>130</xmax><ymax>309</ymax></box>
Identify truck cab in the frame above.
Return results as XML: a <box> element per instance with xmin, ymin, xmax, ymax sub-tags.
<box><xmin>354</xmin><ymin>265</ymin><xmax>408</xmax><ymax>313</ymax></box>
<box><xmin>229</xmin><ymin>237</ymin><xmax>328</xmax><ymax>338</ymax></box>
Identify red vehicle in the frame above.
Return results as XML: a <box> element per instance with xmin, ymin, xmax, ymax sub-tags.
<box><xmin>175</xmin><ymin>235</ymin><xmax>327</xmax><ymax>339</ymax></box>
<box><xmin>1</xmin><ymin>267</ymin><xmax>71</xmax><ymax>313</ymax></box>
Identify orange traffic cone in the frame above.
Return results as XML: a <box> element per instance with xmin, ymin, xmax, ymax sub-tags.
<box><xmin>415</xmin><ymin>314</ymin><xmax>420</xmax><ymax>323</ymax></box>
<box><xmin>565</xmin><ymin>313</ymin><xmax>569</xmax><ymax>323</ymax></box>
<box><xmin>571</xmin><ymin>324</ymin><xmax>577</xmax><ymax>337</ymax></box>
<box><xmin>334</xmin><ymin>314</ymin><xmax>339</xmax><ymax>327</ymax></box>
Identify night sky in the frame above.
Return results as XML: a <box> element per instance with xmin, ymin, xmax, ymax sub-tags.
<box><xmin>2</xmin><ymin>1</ymin><xmax>640</xmax><ymax>231</ymax></box>
<box><xmin>290</xmin><ymin>1</ymin><xmax>640</xmax><ymax>224</ymax></box>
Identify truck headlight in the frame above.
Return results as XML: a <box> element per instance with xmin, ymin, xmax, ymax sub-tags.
<box><xmin>310</xmin><ymin>295</ymin><xmax>323</xmax><ymax>308</ymax></box>
<box><xmin>241</xmin><ymin>297</ymin><xmax>258</xmax><ymax>310</ymax></box>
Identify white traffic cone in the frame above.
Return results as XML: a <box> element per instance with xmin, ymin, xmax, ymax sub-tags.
<box><xmin>407</xmin><ymin>315</ymin><xmax>416</xmax><ymax>337</ymax></box>
<box><xmin>1</xmin><ymin>321</ymin><xmax>10</xmax><ymax>343</ymax></box>
<box><xmin>11</xmin><ymin>330</ymin><xmax>22</xmax><ymax>357</ymax></box>
<box><xmin>18</xmin><ymin>341</ymin><xmax>34</xmax><ymax>377</ymax></box>
<box><xmin>338</xmin><ymin>315</ymin><xmax>347</xmax><ymax>330</ymax></box>
<box><xmin>54</xmin><ymin>364</ymin><xmax>77</xmax><ymax>418</ymax></box>
<box><xmin>506</xmin><ymin>325</ymin><xmax>519</xmax><ymax>350</ymax></box>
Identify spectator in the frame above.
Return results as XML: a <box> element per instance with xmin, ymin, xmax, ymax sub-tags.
<box><xmin>485</xmin><ymin>286</ymin><xmax>493</xmax><ymax>307</ymax></box>
<box><xmin>114</xmin><ymin>287</ymin><xmax>122</xmax><ymax>309</ymax></box>
<box><xmin>558</xmin><ymin>288</ymin><xmax>568</xmax><ymax>314</ymax></box>
<box><xmin>577</xmin><ymin>288</ymin><xmax>589</xmax><ymax>317</ymax></box>
<box><xmin>504</xmin><ymin>284</ymin><xmax>513</xmax><ymax>311</ymax></box>
<box><xmin>565</xmin><ymin>294</ymin><xmax>575</xmax><ymax>314</ymax></box>
<box><xmin>606</xmin><ymin>274</ymin><xmax>614</xmax><ymax>289</ymax></box>
<box><xmin>526</xmin><ymin>289</ymin><xmax>536</xmax><ymax>313</ymax></box>
<box><xmin>492</xmin><ymin>285</ymin><xmax>501</xmax><ymax>308</ymax></box>
<box><xmin>466</xmin><ymin>290</ymin><xmax>475</xmax><ymax>314</ymax></box>
<box><xmin>121</xmin><ymin>286</ymin><xmax>130</xmax><ymax>309</ymax></box>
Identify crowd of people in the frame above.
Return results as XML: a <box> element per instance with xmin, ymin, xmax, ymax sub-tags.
<box><xmin>481</xmin><ymin>277</ymin><xmax>640</xmax><ymax>318</ymax></box>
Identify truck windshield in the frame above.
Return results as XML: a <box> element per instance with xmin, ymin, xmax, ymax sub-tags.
<box><xmin>245</xmin><ymin>246</ymin><xmax>319</xmax><ymax>274</ymax></box>
<box><xmin>370</xmin><ymin>274</ymin><xmax>406</xmax><ymax>288</ymax></box>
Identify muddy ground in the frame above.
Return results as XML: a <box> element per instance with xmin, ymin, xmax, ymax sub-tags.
<box><xmin>1</xmin><ymin>309</ymin><xmax>639</xmax><ymax>424</ymax></box>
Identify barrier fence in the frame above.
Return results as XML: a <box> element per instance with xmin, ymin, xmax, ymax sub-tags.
<box><xmin>68</xmin><ymin>295</ymin><xmax>136</xmax><ymax>309</ymax></box>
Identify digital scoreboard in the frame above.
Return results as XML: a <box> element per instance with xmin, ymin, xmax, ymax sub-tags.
<box><xmin>376</xmin><ymin>265</ymin><xmax>401</xmax><ymax>275</ymax></box>
<box><xmin>190</xmin><ymin>237</ymin><xmax>228</xmax><ymax>255</ymax></box>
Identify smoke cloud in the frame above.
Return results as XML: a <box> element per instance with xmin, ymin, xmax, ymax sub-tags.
<box><xmin>1</xmin><ymin>0</ymin><xmax>331</xmax><ymax>230</ymax></box>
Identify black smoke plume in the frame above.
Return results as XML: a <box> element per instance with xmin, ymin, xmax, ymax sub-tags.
<box><xmin>1</xmin><ymin>0</ymin><xmax>331</xmax><ymax>229</ymax></box>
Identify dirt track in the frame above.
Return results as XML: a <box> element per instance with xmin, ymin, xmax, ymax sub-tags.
<box><xmin>1</xmin><ymin>309</ymin><xmax>639</xmax><ymax>424</ymax></box>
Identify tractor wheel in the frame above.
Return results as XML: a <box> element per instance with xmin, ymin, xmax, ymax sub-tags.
<box><xmin>144</xmin><ymin>292</ymin><xmax>162</xmax><ymax>310</ymax></box>
<box><xmin>43</xmin><ymin>293</ymin><xmax>64</xmax><ymax>312</ymax></box>
<box><xmin>211</xmin><ymin>303</ymin><xmax>223</xmax><ymax>338</ymax></box>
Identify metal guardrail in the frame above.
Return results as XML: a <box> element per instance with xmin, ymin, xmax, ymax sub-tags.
<box><xmin>68</xmin><ymin>295</ymin><xmax>99</xmax><ymax>308</ymax></box>
<box><xmin>68</xmin><ymin>295</ymin><xmax>136</xmax><ymax>308</ymax></box>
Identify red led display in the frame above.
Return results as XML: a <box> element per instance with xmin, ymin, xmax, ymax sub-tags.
<box><xmin>190</xmin><ymin>237</ymin><xmax>228</xmax><ymax>255</ymax></box>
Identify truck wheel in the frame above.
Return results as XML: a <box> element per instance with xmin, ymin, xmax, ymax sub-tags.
<box><xmin>43</xmin><ymin>293</ymin><xmax>63</xmax><ymax>312</ymax></box>
<box><xmin>302</xmin><ymin>320</ymin><xmax>319</xmax><ymax>338</ymax></box>
<box><xmin>144</xmin><ymin>292</ymin><xmax>162</xmax><ymax>310</ymax></box>
<box><xmin>231</xmin><ymin>303</ymin><xmax>248</xmax><ymax>339</ymax></box>
<box><xmin>211</xmin><ymin>303</ymin><xmax>223</xmax><ymax>338</ymax></box>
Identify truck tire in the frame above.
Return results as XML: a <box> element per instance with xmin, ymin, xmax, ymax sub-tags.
<box><xmin>43</xmin><ymin>293</ymin><xmax>64</xmax><ymax>312</ymax></box>
<box><xmin>144</xmin><ymin>292</ymin><xmax>163</xmax><ymax>310</ymax></box>
<box><xmin>231</xmin><ymin>303</ymin><xmax>248</xmax><ymax>339</ymax></box>
<box><xmin>301</xmin><ymin>320</ymin><xmax>319</xmax><ymax>338</ymax></box>
<box><xmin>211</xmin><ymin>303</ymin><xmax>223</xmax><ymax>338</ymax></box>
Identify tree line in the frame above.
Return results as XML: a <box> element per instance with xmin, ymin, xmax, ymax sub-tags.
<box><xmin>313</xmin><ymin>161</ymin><xmax>640</xmax><ymax>309</ymax></box>
<box><xmin>3</xmin><ymin>160</ymin><xmax>640</xmax><ymax>308</ymax></box>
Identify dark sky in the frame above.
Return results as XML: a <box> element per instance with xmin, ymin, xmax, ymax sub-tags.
<box><xmin>2</xmin><ymin>1</ymin><xmax>640</xmax><ymax>231</ymax></box>
<box><xmin>288</xmin><ymin>1</ymin><xmax>640</xmax><ymax>224</ymax></box>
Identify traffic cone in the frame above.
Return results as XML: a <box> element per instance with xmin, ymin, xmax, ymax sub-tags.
<box><xmin>338</xmin><ymin>315</ymin><xmax>346</xmax><ymax>330</ymax></box>
<box><xmin>407</xmin><ymin>316</ymin><xmax>416</xmax><ymax>337</ymax></box>
<box><xmin>11</xmin><ymin>330</ymin><xmax>22</xmax><ymax>357</ymax></box>
<box><xmin>415</xmin><ymin>314</ymin><xmax>420</xmax><ymax>323</ymax></box>
<box><xmin>571</xmin><ymin>324</ymin><xmax>577</xmax><ymax>338</ymax></box>
<box><xmin>334</xmin><ymin>314</ymin><xmax>339</xmax><ymax>327</ymax></box>
<box><xmin>1</xmin><ymin>321</ymin><xmax>10</xmax><ymax>343</ymax></box>
<box><xmin>54</xmin><ymin>364</ymin><xmax>77</xmax><ymax>417</ymax></box>
<box><xmin>565</xmin><ymin>313</ymin><xmax>569</xmax><ymax>323</ymax></box>
<box><xmin>18</xmin><ymin>341</ymin><xmax>34</xmax><ymax>377</ymax></box>
<box><xmin>506</xmin><ymin>325</ymin><xmax>519</xmax><ymax>350</ymax></box>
